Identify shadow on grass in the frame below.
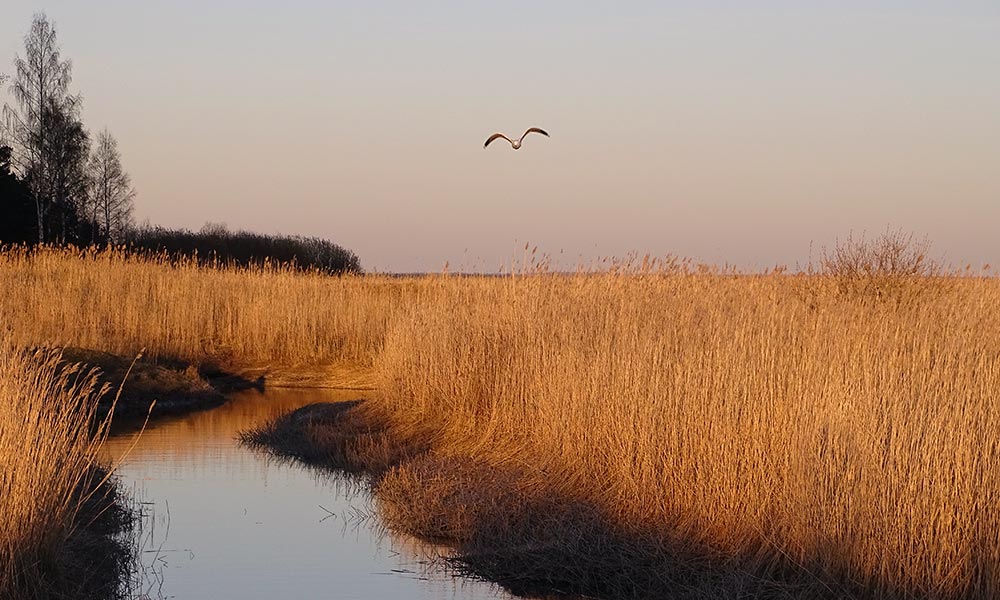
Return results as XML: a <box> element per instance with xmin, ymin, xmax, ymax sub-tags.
<box><xmin>240</xmin><ymin>401</ymin><xmax>934</xmax><ymax>600</ymax></box>
<box><xmin>8</xmin><ymin>466</ymin><xmax>134</xmax><ymax>600</ymax></box>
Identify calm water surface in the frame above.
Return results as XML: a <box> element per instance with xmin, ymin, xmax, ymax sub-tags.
<box><xmin>103</xmin><ymin>388</ymin><xmax>512</xmax><ymax>600</ymax></box>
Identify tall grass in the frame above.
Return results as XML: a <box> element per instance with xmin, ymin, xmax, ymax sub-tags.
<box><xmin>0</xmin><ymin>245</ymin><xmax>403</xmax><ymax>367</ymax></box>
<box><xmin>3</xmin><ymin>245</ymin><xmax>1000</xmax><ymax>597</ymax></box>
<box><xmin>0</xmin><ymin>343</ymin><xmax>118</xmax><ymax>597</ymax></box>
<box><xmin>374</xmin><ymin>271</ymin><xmax>1000</xmax><ymax>597</ymax></box>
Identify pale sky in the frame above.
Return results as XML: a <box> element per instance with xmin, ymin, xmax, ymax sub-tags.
<box><xmin>2</xmin><ymin>1</ymin><xmax>999</xmax><ymax>272</ymax></box>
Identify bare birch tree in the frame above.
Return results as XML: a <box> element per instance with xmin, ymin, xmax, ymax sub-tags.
<box><xmin>86</xmin><ymin>129</ymin><xmax>135</xmax><ymax>243</ymax></box>
<box><xmin>2</xmin><ymin>13</ymin><xmax>79</xmax><ymax>243</ymax></box>
<box><xmin>0</xmin><ymin>74</ymin><xmax>8</xmax><ymax>148</ymax></box>
<box><xmin>41</xmin><ymin>99</ymin><xmax>90</xmax><ymax>244</ymax></box>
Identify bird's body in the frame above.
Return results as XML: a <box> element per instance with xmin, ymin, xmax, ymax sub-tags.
<box><xmin>484</xmin><ymin>127</ymin><xmax>549</xmax><ymax>150</ymax></box>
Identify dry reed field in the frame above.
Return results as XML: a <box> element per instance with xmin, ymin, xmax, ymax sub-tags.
<box><xmin>372</xmin><ymin>269</ymin><xmax>1000</xmax><ymax>598</ymax></box>
<box><xmin>3</xmin><ymin>245</ymin><xmax>1000</xmax><ymax>598</ymax></box>
<box><xmin>0</xmin><ymin>246</ymin><xmax>403</xmax><ymax>369</ymax></box>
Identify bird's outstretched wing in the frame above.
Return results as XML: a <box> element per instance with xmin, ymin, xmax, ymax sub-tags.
<box><xmin>484</xmin><ymin>133</ymin><xmax>514</xmax><ymax>148</ymax></box>
<box><xmin>519</xmin><ymin>127</ymin><xmax>549</xmax><ymax>142</ymax></box>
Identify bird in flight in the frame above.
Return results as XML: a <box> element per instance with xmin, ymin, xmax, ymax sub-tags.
<box><xmin>484</xmin><ymin>127</ymin><xmax>549</xmax><ymax>150</ymax></box>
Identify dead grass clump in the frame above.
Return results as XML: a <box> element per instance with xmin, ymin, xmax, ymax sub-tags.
<box><xmin>51</xmin><ymin>466</ymin><xmax>134</xmax><ymax>600</ymax></box>
<box><xmin>58</xmin><ymin>347</ymin><xmax>227</xmax><ymax>423</ymax></box>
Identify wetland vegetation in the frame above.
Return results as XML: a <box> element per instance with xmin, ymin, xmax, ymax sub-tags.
<box><xmin>2</xmin><ymin>5</ymin><xmax>995</xmax><ymax>599</ymax></box>
<box><xmin>0</xmin><ymin>345</ymin><xmax>131</xmax><ymax>599</ymax></box>
<box><xmin>2</xmin><ymin>237</ymin><xmax>999</xmax><ymax>598</ymax></box>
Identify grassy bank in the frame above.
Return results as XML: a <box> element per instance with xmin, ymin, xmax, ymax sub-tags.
<box><xmin>366</xmin><ymin>270</ymin><xmax>1000</xmax><ymax>598</ymax></box>
<box><xmin>0</xmin><ymin>344</ymin><xmax>132</xmax><ymax>599</ymax></box>
<box><xmin>4</xmin><ymin>246</ymin><xmax>1000</xmax><ymax>598</ymax></box>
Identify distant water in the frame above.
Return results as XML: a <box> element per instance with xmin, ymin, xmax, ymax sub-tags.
<box><xmin>103</xmin><ymin>388</ymin><xmax>511</xmax><ymax>600</ymax></box>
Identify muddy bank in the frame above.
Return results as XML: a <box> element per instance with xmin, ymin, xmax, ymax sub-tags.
<box><xmin>61</xmin><ymin>348</ymin><xmax>374</xmax><ymax>429</ymax></box>
<box><xmin>242</xmin><ymin>401</ymin><xmax>866</xmax><ymax>600</ymax></box>
<box><xmin>59</xmin><ymin>347</ymin><xmax>231</xmax><ymax>423</ymax></box>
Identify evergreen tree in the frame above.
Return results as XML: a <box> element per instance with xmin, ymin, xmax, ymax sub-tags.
<box><xmin>0</xmin><ymin>146</ymin><xmax>35</xmax><ymax>243</ymax></box>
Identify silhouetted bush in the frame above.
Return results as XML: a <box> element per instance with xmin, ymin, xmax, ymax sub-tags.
<box><xmin>125</xmin><ymin>224</ymin><xmax>362</xmax><ymax>274</ymax></box>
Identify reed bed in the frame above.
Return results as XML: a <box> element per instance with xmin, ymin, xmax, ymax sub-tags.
<box><xmin>371</xmin><ymin>270</ymin><xmax>1000</xmax><ymax>597</ymax></box>
<box><xmin>0</xmin><ymin>245</ymin><xmax>406</xmax><ymax>367</ymax></box>
<box><xmin>3</xmin><ymin>245</ymin><xmax>1000</xmax><ymax>597</ymax></box>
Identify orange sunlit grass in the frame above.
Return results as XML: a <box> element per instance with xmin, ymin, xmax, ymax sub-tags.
<box><xmin>373</xmin><ymin>267</ymin><xmax>1000</xmax><ymax>597</ymax></box>
<box><xmin>0</xmin><ymin>246</ymin><xmax>401</xmax><ymax>368</ymax></box>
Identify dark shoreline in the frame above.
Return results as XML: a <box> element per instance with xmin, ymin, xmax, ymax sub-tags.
<box><xmin>240</xmin><ymin>401</ymin><xmax>872</xmax><ymax>600</ymax></box>
<box><xmin>60</xmin><ymin>347</ymin><xmax>265</xmax><ymax>430</ymax></box>
<box><xmin>11</xmin><ymin>467</ymin><xmax>133</xmax><ymax>600</ymax></box>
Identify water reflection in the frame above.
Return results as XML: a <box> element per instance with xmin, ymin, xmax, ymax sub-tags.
<box><xmin>103</xmin><ymin>389</ymin><xmax>511</xmax><ymax>600</ymax></box>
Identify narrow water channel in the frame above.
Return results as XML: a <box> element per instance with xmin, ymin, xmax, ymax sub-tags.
<box><xmin>102</xmin><ymin>388</ymin><xmax>513</xmax><ymax>600</ymax></box>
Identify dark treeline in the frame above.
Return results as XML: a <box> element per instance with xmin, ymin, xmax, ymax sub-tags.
<box><xmin>127</xmin><ymin>224</ymin><xmax>361</xmax><ymax>274</ymax></box>
<box><xmin>0</xmin><ymin>146</ymin><xmax>35</xmax><ymax>243</ymax></box>
<box><xmin>1</xmin><ymin>14</ymin><xmax>129</xmax><ymax>247</ymax></box>
<box><xmin>1</xmin><ymin>13</ymin><xmax>360</xmax><ymax>273</ymax></box>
